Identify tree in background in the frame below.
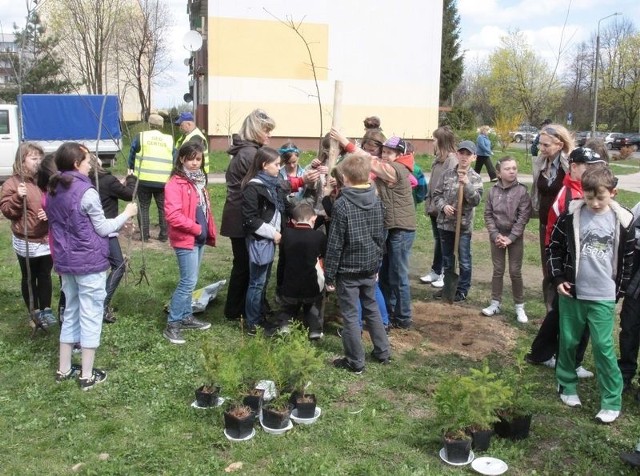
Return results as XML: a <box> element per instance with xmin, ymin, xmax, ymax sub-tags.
<box><xmin>118</xmin><ymin>0</ymin><xmax>172</xmax><ymax>120</ymax></box>
<box><xmin>439</xmin><ymin>0</ymin><xmax>464</xmax><ymax>105</ymax></box>
<box><xmin>0</xmin><ymin>12</ymin><xmax>74</xmax><ymax>102</ymax></box>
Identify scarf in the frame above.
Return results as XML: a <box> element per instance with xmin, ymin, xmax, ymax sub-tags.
<box><xmin>183</xmin><ymin>167</ymin><xmax>207</xmax><ymax>213</ymax></box>
<box><xmin>256</xmin><ymin>171</ymin><xmax>285</xmax><ymax>213</ymax></box>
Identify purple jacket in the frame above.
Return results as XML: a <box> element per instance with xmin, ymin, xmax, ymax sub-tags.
<box><xmin>46</xmin><ymin>171</ymin><xmax>109</xmax><ymax>275</ymax></box>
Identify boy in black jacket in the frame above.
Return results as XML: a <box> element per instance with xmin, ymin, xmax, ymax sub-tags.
<box><xmin>324</xmin><ymin>154</ymin><xmax>390</xmax><ymax>373</ymax></box>
<box><xmin>274</xmin><ymin>203</ymin><xmax>327</xmax><ymax>339</ymax></box>
<box><xmin>548</xmin><ymin>167</ymin><xmax>635</xmax><ymax>423</ymax></box>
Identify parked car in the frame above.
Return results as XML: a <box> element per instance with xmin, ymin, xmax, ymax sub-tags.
<box><xmin>509</xmin><ymin>125</ymin><xmax>538</xmax><ymax>143</ymax></box>
<box><xmin>604</xmin><ymin>132</ymin><xmax>624</xmax><ymax>149</ymax></box>
<box><xmin>575</xmin><ymin>131</ymin><xmax>590</xmax><ymax>147</ymax></box>
<box><xmin>611</xmin><ymin>134</ymin><xmax>640</xmax><ymax>150</ymax></box>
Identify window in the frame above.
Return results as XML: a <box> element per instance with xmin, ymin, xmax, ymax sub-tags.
<box><xmin>0</xmin><ymin>110</ymin><xmax>9</xmax><ymax>135</ymax></box>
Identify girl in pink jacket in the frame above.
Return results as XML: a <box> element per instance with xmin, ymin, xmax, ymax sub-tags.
<box><xmin>163</xmin><ymin>142</ymin><xmax>217</xmax><ymax>344</ymax></box>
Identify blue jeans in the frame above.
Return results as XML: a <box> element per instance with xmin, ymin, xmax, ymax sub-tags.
<box><xmin>439</xmin><ymin>229</ymin><xmax>472</xmax><ymax>296</ymax></box>
<box><xmin>60</xmin><ymin>271</ymin><xmax>107</xmax><ymax>348</ymax></box>
<box><xmin>356</xmin><ymin>282</ymin><xmax>389</xmax><ymax>327</ymax></box>
<box><xmin>168</xmin><ymin>246</ymin><xmax>204</xmax><ymax>323</ymax></box>
<box><xmin>245</xmin><ymin>261</ymin><xmax>272</xmax><ymax>328</ymax></box>
<box><xmin>380</xmin><ymin>229</ymin><xmax>415</xmax><ymax>324</ymax></box>
<box><xmin>429</xmin><ymin>215</ymin><xmax>443</xmax><ymax>274</ymax></box>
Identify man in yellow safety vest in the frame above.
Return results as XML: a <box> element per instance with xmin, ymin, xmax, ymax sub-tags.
<box><xmin>174</xmin><ymin>112</ymin><xmax>209</xmax><ymax>173</ymax></box>
<box><xmin>127</xmin><ymin>114</ymin><xmax>174</xmax><ymax>242</ymax></box>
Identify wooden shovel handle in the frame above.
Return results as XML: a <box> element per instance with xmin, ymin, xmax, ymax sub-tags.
<box><xmin>453</xmin><ymin>182</ymin><xmax>464</xmax><ymax>259</ymax></box>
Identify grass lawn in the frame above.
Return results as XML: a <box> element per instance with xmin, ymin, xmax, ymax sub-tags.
<box><xmin>1</xmin><ymin>181</ymin><xmax>640</xmax><ymax>474</ymax></box>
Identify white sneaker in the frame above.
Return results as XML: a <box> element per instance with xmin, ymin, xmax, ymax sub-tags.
<box><xmin>560</xmin><ymin>393</ymin><xmax>582</xmax><ymax>407</ymax></box>
<box><xmin>431</xmin><ymin>275</ymin><xmax>445</xmax><ymax>288</ymax></box>
<box><xmin>419</xmin><ymin>270</ymin><xmax>441</xmax><ymax>284</ymax></box>
<box><xmin>542</xmin><ymin>357</ymin><xmax>557</xmax><ymax>368</ymax></box>
<box><xmin>576</xmin><ymin>366</ymin><xmax>594</xmax><ymax>378</ymax></box>
<box><xmin>482</xmin><ymin>300</ymin><xmax>501</xmax><ymax>316</ymax></box>
<box><xmin>595</xmin><ymin>409</ymin><xmax>620</xmax><ymax>424</ymax></box>
<box><xmin>515</xmin><ymin>304</ymin><xmax>528</xmax><ymax>323</ymax></box>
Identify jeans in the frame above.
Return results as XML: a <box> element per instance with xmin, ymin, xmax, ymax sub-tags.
<box><xmin>224</xmin><ymin>237</ymin><xmax>250</xmax><ymax>320</ymax></box>
<box><xmin>380</xmin><ymin>229</ymin><xmax>415</xmax><ymax>324</ymax></box>
<box><xmin>429</xmin><ymin>215</ymin><xmax>443</xmax><ymax>275</ymax></box>
<box><xmin>168</xmin><ymin>246</ymin><xmax>204</xmax><ymax>323</ymax></box>
<box><xmin>59</xmin><ymin>271</ymin><xmax>107</xmax><ymax>348</ymax></box>
<box><xmin>336</xmin><ymin>274</ymin><xmax>390</xmax><ymax>369</ymax></box>
<box><xmin>245</xmin><ymin>261</ymin><xmax>272</xmax><ymax>328</ymax></box>
<box><xmin>439</xmin><ymin>229</ymin><xmax>472</xmax><ymax>296</ymax></box>
<box><xmin>137</xmin><ymin>184</ymin><xmax>167</xmax><ymax>240</ymax></box>
<box><xmin>16</xmin><ymin>254</ymin><xmax>53</xmax><ymax>311</ymax></box>
<box><xmin>356</xmin><ymin>282</ymin><xmax>389</xmax><ymax>327</ymax></box>
<box><xmin>104</xmin><ymin>236</ymin><xmax>125</xmax><ymax>310</ymax></box>
<box><xmin>618</xmin><ymin>253</ymin><xmax>640</xmax><ymax>383</ymax></box>
<box><xmin>275</xmin><ymin>294</ymin><xmax>323</xmax><ymax>332</ymax></box>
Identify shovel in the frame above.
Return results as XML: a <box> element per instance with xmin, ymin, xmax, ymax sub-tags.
<box><xmin>442</xmin><ymin>182</ymin><xmax>465</xmax><ymax>303</ymax></box>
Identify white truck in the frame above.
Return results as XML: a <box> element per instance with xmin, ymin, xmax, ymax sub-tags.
<box><xmin>0</xmin><ymin>94</ymin><xmax>122</xmax><ymax>181</ymax></box>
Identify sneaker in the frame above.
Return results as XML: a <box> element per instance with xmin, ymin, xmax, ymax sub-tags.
<box><xmin>308</xmin><ymin>331</ymin><xmax>324</xmax><ymax>340</ymax></box>
<box><xmin>245</xmin><ymin>325</ymin><xmax>258</xmax><ymax>337</ymax></box>
<box><xmin>482</xmin><ymin>300</ymin><xmax>501</xmax><ymax>316</ymax></box>
<box><xmin>163</xmin><ymin>324</ymin><xmax>186</xmax><ymax>344</ymax></box>
<box><xmin>620</xmin><ymin>451</ymin><xmax>640</xmax><ymax>467</ymax></box>
<box><xmin>431</xmin><ymin>276</ymin><xmax>445</xmax><ymax>288</ymax></box>
<box><xmin>515</xmin><ymin>304</ymin><xmax>528</xmax><ymax>323</ymax></box>
<box><xmin>103</xmin><ymin>307</ymin><xmax>117</xmax><ymax>324</ymax></box>
<box><xmin>560</xmin><ymin>393</ymin><xmax>582</xmax><ymax>407</ymax></box>
<box><xmin>576</xmin><ymin>366</ymin><xmax>594</xmax><ymax>378</ymax></box>
<box><xmin>333</xmin><ymin>357</ymin><xmax>364</xmax><ymax>374</ymax></box>
<box><xmin>55</xmin><ymin>364</ymin><xmax>81</xmax><ymax>383</ymax></box>
<box><xmin>391</xmin><ymin>318</ymin><xmax>412</xmax><ymax>330</ymax></box>
<box><xmin>370</xmin><ymin>351</ymin><xmax>391</xmax><ymax>365</ymax></box>
<box><xmin>543</xmin><ymin>357</ymin><xmax>557</xmax><ymax>368</ymax></box>
<box><xmin>595</xmin><ymin>409</ymin><xmax>620</xmax><ymax>424</ymax></box>
<box><xmin>419</xmin><ymin>270</ymin><xmax>441</xmax><ymax>284</ymax></box>
<box><xmin>40</xmin><ymin>308</ymin><xmax>57</xmax><ymax>327</ymax></box>
<box><xmin>454</xmin><ymin>292</ymin><xmax>466</xmax><ymax>303</ymax></box>
<box><xmin>79</xmin><ymin>369</ymin><xmax>107</xmax><ymax>391</ymax></box>
<box><xmin>180</xmin><ymin>315</ymin><xmax>211</xmax><ymax>330</ymax></box>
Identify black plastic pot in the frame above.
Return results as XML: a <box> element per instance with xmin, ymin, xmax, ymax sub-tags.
<box><xmin>223</xmin><ymin>407</ymin><xmax>255</xmax><ymax>439</ymax></box>
<box><xmin>262</xmin><ymin>404</ymin><xmax>292</xmax><ymax>430</ymax></box>
<box><xmin>242</xmin><ymin>388</ymin><xmax>265</xmax><ymax>413</ymax></box>
<box><xmin>294</xmin><ymin>393</ymin><xmax>317</xmax><ymax>418</ymax></box>
<box><xmin>442</xmin><ymin>436</ymin><xmax>472</xmax><ymax>464</ymax></box>
<box><xmin>469</xmin><ymin>429</ymin><xmax>493</xmax><ymax>451</ymax></box>
<box><xmin>494</xmin><ymin>414</ymin><xmax>532</xmax><ymax>441</ymax></box>
<box><xmin>195</xmin><ymin>385</ymin><xmax>220</xmax><ymax>408</ymax></box>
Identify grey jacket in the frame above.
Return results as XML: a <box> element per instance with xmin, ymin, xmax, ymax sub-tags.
<box><xmin>484</xmin><ymin>180</ymin><xmax>532</xmax><ymax>243</ymax></box>
<box><xmin>432</xmin><ymin>166</ymin><xmax>483</xmax><ymax>233</ymax></box>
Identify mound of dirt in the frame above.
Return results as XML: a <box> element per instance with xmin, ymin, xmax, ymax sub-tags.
<box><xmin>387</xmin><ymin>301</ymin><xmax>518</xmax><ymax>361</ymax></box>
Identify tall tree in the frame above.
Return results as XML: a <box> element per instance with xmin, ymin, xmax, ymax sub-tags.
<box><xmin>0</xmin><ymin>12</ymin><xmax>74</xmax><ymax>102</ymax></box>
<box><xmin>119</xmin><ymin>0</ymin><xmax>172</xmax><ymax>120</ymax></box>
<box><xmin>439</xmin><ymin>0</ymin><xmax>464</xmax><ymax>104</ymax></box>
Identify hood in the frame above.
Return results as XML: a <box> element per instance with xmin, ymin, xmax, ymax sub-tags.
<box><xmin>226</xmin><ymin>133</ymin><xmax>260</xmax><ymax>156</ymax></box>
<box><xmin>568</xmin><ymin>199</ymin><xmax>634</xmax><ymax>228</ymax></box>
<box><xmin>395</xmin><ymin>153</ymin><xmax>414</xmax><ymax>173</ymax></box>
<box><xmin>495</xmin><ymin>179</ymin><xmax>522</xmax><ymax>190</ymax></box>
<box><xmin>341</xmin><ymin>185</ymin><xmax>378</xmax><ymax>210</ymax></box>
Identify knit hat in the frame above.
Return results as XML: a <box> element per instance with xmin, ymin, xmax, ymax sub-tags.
<box><xmin>383</xmin><ymin>136</ymin><xmax>407</xmax><ymax>154</ymax></box>
<box><xmin>569</xmin><ymin>147</ymin><xmax>605</xmax><ymax>164</ymax></box>
<box><xmin>457</xmin><ymin>140</ymin><xmax>477</xmax><ymax>154</ymax></box>
<box><xmin>148</xmin><ymin>114</ymin><xmax>164</xmax><ymax>127</ymax></box>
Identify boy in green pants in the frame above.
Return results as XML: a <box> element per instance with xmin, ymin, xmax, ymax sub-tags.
<box><xmin>548</xmin><ymin>166</ymin><xmax>635</xmax><ymax>423</ymax></box>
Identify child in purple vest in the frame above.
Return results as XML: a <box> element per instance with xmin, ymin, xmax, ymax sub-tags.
<box><xmin>46</xmin><ymin>143</ymin><xmax>137</xmax><ymax>390</ymax></box>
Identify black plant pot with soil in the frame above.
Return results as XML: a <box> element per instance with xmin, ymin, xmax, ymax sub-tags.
<box><xmin>261</xmin><ymin>403</ymin><xmax>293</xmax><ymax>430</ymax></box>
<box><xmin>242</xmin><ymin>388</ymin><xmax>265</xmax><ymax>414</ymax></box>
<box><xmin>493</xmin><ymin>414</ymin><xmax>532</xmax><ymax>441</ymax></box>
<box><xmin>442</xmin><ymin>436</ymin><xmax>472</xmax><ymax>464</ymax></box>
<box><xmin>469</xmin><ymin>429</ymin><xmax>493</xmax><ymax>452</ymax></box>
<box><xmin>195</xmin><ymin>385</ymin><xmax>220</xmax><ymax>408</ymax></box>
<box><xmin>289</xmin><ymin>392</ymin><xmax>317</xmax><ymax>418</ymax></box>
<box><xmin>223</xmin><ymin>405</ymin><xmax>255</xmax><ymax>439</ymax></box>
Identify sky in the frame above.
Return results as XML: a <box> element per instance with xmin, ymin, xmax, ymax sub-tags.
<box><xmin>1</xmin><ymin>0</ymin><xmax>640</xmax><ymax>109</ymax></box>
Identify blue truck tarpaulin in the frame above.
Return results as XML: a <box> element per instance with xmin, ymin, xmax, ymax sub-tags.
<box><xmin>20</xmin><ymin>94</ymin><xmax>122</xmax><ymax>141</ymax></box>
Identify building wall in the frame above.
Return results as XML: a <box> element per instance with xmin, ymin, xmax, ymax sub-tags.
<box><xmin>204</xmin><ymin>0</ymin><xmax>442</xmax><ymax>147</ymax></box>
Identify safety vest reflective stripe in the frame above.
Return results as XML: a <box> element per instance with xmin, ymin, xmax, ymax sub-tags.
<box><xmin>136</xmin><ymin>131</ymin><xmax>173</xmax><ymax>184</ymax></box>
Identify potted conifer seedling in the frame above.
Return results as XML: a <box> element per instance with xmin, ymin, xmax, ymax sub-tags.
<box><xmin>433</xmin><ymin>375</ymin><xmax>474</xmax><ymax>464</ymax></box>
<box><xmin>194</xmin><ymin>340</ymin><xmax>222</xmax><ymax>408</ymax></box>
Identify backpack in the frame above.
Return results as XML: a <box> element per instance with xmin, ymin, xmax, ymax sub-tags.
<box><xmin>412</xmin><ymin>164</ymin><xmax>428</xmax><ymax>205</ymax></box>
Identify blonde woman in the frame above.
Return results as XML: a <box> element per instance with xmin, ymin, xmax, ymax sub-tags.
<box><xmin>474</xmin><ymin>125</ymin><xmax>497</xmax><ymax>181</ymax></box>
